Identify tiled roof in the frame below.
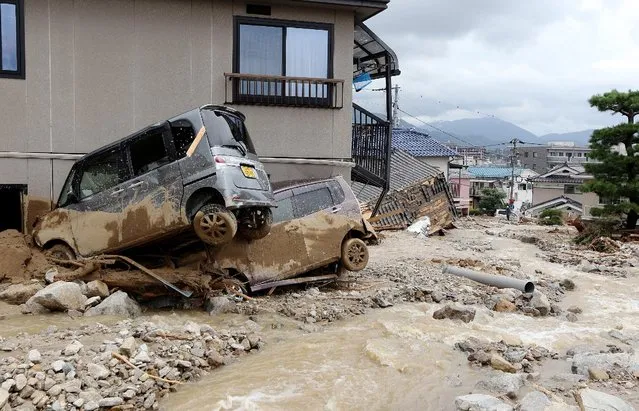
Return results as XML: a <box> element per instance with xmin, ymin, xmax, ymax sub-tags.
<box><xmin>528</xmin><ymin>176</ymin><xmax>590</xmax><ymax>184</ymax></box>
<box><xmin>392</xmin><ymin>128</ymin><xmax>459</xmax><ymax>158</ymax></box>
<box><xmin>467</xmin><ymin>166</ymin><xmax>525</xmax><ymax>179</ymax></box>
<box><xmin>351</xmin><ymin>148</ymin><xmax>443</xmax><ymax>202</ymax></box>
<box><xmin>528</xmin><ymin>196</ymin><xmax>582</xmax><ymax>212</ymax></box>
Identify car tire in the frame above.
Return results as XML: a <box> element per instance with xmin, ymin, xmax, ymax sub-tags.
<box><xmin>340</xmin><ymin>238</ymin><xmax>369</xmax><ymax>271</ymax></box>
<box><xmin>45</xmin><ymin>243</ymin><xmax>76</xmax><ymax>261</ymax></box>
<box><xmin>238</xmin><ymin>208</ymin><xmax>273</xmax><ymax>240</ymax></box>
<box><xmin>193</xmin><ymin>204</ymin><xmax>238</xmax><ymax>246</ymax></box>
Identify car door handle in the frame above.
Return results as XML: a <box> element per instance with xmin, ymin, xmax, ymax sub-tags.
<box><xmin>331</xmin><ymin>206</ymin><xmax>341</xmax><ymax>213</ymax></box>
<box><xmin>110</xmin><ymin>188</ymin><xmax>124</xmax><ymax>196</ymax></box>
<box><xmin>128</xmin><ymin>181</ymin><xmax>144</xmax><ymax>189</ymax></box>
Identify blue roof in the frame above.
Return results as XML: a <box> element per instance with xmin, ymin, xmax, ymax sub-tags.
<box><xmin>467</xmin><ymin>166</ymin><xmax>525</xmax><ymax>179</ymax></box>
<box><xmin>392</xmin><ymin>128</ymin><xmax>459</xmax><ymax>158</ymax></box>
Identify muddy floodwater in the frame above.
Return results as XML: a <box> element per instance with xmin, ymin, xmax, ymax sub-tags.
<box><xmin>1</xmin><ymin>221</ymin><xmax>638</xmax><ymax>410</ymax></box>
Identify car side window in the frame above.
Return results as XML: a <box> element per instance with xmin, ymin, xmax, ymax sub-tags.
<box><xmin>327</xmin><ymin>180</ymin><xmax>345</xmax><ymax>204</ymax></box>
<box><xmin>170</xmin><ymin>119</ymin><xmax>196</xmax><ymax>158</ymax></box>
<box><xmin>57</xmin><ymin>167</ymin><xmax>77</xmax><ymax>207</ymax></box>
<box><xmin>129</xmin><ymin>128</ymin><xmax>170</xmax><ymax>176</ymax></box>
<box><xmin>293</xmin><ymin>185</ymin><xmax>334</xmax><ymax>218</ymax></box>
<box><xmin>273</xmin><ymin>197</ymin><xmax>294</xmax><ymax>223</ymax></box>
<box><xmin>78</xmin><ymin>149</ymin><xmax>125</xmax><ymax>200</ymax></box>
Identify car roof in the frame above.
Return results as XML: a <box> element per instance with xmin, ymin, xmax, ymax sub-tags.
<box><xmin>75</xmin><ymin>105</ymin><xmax>245</xmax><ymax>164</ymax></box>
<box><xmin>271</xmin><ymin>176</ymin><xmax>342</xmax><ymax>193</ymax></box>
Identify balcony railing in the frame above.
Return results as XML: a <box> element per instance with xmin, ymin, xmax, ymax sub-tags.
<box><xmin>351</xmin><ymin>103</ymin><xmax>391</xmax><ymax>187</ymax></box>
<box><xmin>224</xmin><ymin>73</ymin><xmax>344</xmax><ymax>109</ymax></box>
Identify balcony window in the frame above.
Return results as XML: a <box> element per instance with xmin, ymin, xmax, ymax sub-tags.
<box><xmin>0</xmin><ymin>0</ymin><xmax>24</xmax><ymax>79</ymax></box>
<box><xmin>228</xmin><ymin>18</ymin><xmax>342</xmax><ymax>108</ymax></box>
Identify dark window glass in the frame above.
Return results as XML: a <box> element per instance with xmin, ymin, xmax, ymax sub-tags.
<box><xmin>239</xmin><ymin>24</ymin><xmax>282</xmax><ymax>96</ymax></box>
<box><xmin>327</xmin><ymin>180</ymin><xmax>345</xmax><ymax>204</ymax></box>
<box><xmin>564</xmin><ymin>185</ymin><xmax>576</xmax><ymax>194</ymax></box>
<box><xmin>78</xmin><ymin>150</ymin><xmax>125</xmax><ymax>199</ymax></box>
<box><xmin>129</xmin><ymin>130</ymin><xmax>170</xmax><ymax>176</ymax></box>
<box><xmin>293</xmin><ymin>187</ymin><xmax>333</xmax><ymax>217</ymax></box>
<box><xmin>170</xmin><ymin>120</ymin><xmax>197</xmax><ymax>158</ymax></box>
<box><xmin>201</xmin><ymin>109</ymin><xmax>256</xmax><ymax>155</ymax></box>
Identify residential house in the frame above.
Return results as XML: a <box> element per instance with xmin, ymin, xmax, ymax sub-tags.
<box><xmin>467</xmin><ymin>166</ymin><xmax>538</xmax><ymax>212</ymax></box>
<box><xmin>448</xmin><ymin>167</ymin><xmax>472</xmax><ymax>216</ymax></box>
<box><xmin>352</xmin><ymin>148</ymin><xmax>457</xmax><ymax>233</ymax></box>
<box><xmin>528</xmin><ymin>163</ymin><xmax>599</xmax><ymax>218</ymax></box>
<box><xmin>391</xmin><ymin>128</ymin><xmax>460</xmax><ymax>180</ymax></box>
<box><xmin>524</xmin><ymin>196</ymin><xmax>583</xmax><ymax>218</ymax></box>
<box><xmin>0</xmin><ymin>0</ymin><xmax>399</xmax><ymax>232</ymax></box>
<box><xmin>518</xmin><ymin>142</ymin><xmax>592</xmax><ymax>173</ymax></box>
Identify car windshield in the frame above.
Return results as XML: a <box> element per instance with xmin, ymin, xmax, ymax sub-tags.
<box><xmin>201</xmin><ymin>109</ymin><xmax>256</xmax><ymax>155</ymax></box>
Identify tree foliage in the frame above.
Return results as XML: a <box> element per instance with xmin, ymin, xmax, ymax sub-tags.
<box><xmin>588</xmin><ymin>89</ymin><xmax>639</xmax><ymax>124</ymax></box>
<box><xmin>478</xmin><ymin>188</ymin><xmax>506</xmax><ymax>215</ymax></box>
<box><xmin>583</xmin><ymin>89</ymin><xmax>639</xmax><ymax>228</ymax></box>
<box><xmin>538</xmin><ymin>209</ymin><xmax>563</xmax><ymax>226</ymax></box>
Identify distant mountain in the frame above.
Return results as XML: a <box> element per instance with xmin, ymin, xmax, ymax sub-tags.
<box><xmin>539</xmin><ymin>130</ymin><xmax>593</xmax><ymax>147</ymax></box>
<box><xmin>400</xmin><ymin>117</ymin><xmax>540</xmax><ymax>147</ymax></box>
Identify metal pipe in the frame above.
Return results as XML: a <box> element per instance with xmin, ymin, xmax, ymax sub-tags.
<box><xmin>442</xmin><ymin>265</ymin><xmax>535</xmax><ymax>293</ymax></box>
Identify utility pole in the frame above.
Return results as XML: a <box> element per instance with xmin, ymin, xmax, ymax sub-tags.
<box><xmin>371</xmin><ymin>85</ymin><xmax>401</xmax><ymax>127</ymax></box>
<box><xmin>509</xmin><ymin>138</ymin><xmax>521</xmax><ymax>206</ymax></box>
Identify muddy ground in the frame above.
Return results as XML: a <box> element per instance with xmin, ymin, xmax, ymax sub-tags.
<box><xmin>0</xmin><ymin>218</ymin><xmax>638</xmax><ymax>410</ymax></box>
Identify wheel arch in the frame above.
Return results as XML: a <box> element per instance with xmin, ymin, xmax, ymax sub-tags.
<box><xmin>185</xmin><ymin>188</ymin><xmax>225</xmax><ymax>221</ymax></box>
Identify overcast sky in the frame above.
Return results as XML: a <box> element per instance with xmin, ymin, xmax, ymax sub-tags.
<box><xmin>355</xmin><ymin>0</ymin><xmax>639</xmax><ymax>136</ymax></box>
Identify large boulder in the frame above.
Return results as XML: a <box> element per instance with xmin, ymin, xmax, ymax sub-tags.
<box><xmin>519</xmin><ymin>391</ymin><xmax>551</xmax><ymax>411</ymax></box>
<box><xmin>476</xmin><ymin>372</ymin><xmax>524</xmax><ymax>398</ymax></box>
<box><xmin>29</xmin><ymin>282</ymin><xmax>87</xmax><ymax>311</ymax></box>
<box><xmin>0</xmin><ymin>282</ymin><xmax>43</xmax><ymax>304</ymax></box>
<box><xmin>529</xmin><ymin>291</ymin><xmax>551</xmax><ymax>316</ymax></box>
<box><xmin>84</xmin><ymin>291</ymin><xmax>141</xmax><ymax>317</ymax></box>
<box><xmin>433</xmin><ymin>304</ymin><xmax>476</xmax><ymax>323</ymax></box>
<box><xmin>577</xmin><ymin>389</ymin><xmax>634</xmax><ymax>411</ymax></box>
<box><xmin>455</xmin><ymin>394</ymin><xmax>513</xmax><ymax>411</ymax></box>
<box><xmin>571</xmin><ymin>352</ymin><xmax>639</xmax><ymax>376</ymax></box>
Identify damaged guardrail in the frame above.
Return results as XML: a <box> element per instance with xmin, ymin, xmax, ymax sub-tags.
<box><xmin>442</xmin><ymin>265</ymin><xmax>535</xmax><ymax>293</ymax></box>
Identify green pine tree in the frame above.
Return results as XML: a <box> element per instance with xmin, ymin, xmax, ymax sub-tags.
<box><xmin>582</xmin><ymin>90</ymin><xmax>639</xmax><ymax>228</ymax></box>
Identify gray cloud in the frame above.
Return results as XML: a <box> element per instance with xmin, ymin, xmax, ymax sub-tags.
<box><xmin>356</xmin><ymin>0</ymin><xmax>638</xmax><ymax>135</ymax></box>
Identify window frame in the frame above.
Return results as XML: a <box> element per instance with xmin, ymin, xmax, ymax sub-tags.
<box><xmin>122</xmin><ymin>123</ymin><xmax>174</xmax><ymax>178</ymax></box>
<box><xmin>0</xmin><ymin>0</ymin><xmax>25</xmax><ymax>79</ymax></box>
<box><xmin>291</xmin><ymin>182</ymin><xmax>335</xmax><ymax>218</ymax></box>
<box><xmin>232</xmin><ymin>16</ymin><xmax>334</xmax><ymax>105</ymax></box>
<box><xmin>76</xmin><ymin>146</ymin><xmax>130</xmax><ymax>201</ymax></box>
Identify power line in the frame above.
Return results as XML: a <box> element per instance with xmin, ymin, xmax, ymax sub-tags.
<box><xmin>397</xmin><ymin>108</ymin><xmax>482</xmax><ymax>148</ymax></box>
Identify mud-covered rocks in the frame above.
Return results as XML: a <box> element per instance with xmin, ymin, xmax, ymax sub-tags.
<box><xmin>0</xmin><ymin>282</ymin><xmax>43</xmax><ymax>304</ymax></box>
<box><xmin>84</xmin><ymin>290</ymin><xmax>141</xmax><ymax>317</ymax></box>
<box><xmin>476</xmin><ymin>372</ymin><xmax>524</xmax><ymax>398</ymax></box>
<box><xmin>571</xmin><ymin>352</ymin><xmax>639</xmax><ymax>376</ymax></box>
<box><xmin>454</xmin><ymin>393</ymin><xmax>513</xmax><ymax>411</ymax></box>
<box><xmin>577</xmin><ymin>389</ymin><xmax>634</xmax><ymax>411</ymax></box>
<box><xmin>206</xmin><ymin>296</ymin><xmax>235</xmax><ymax>315</ymax></box>
<box><xmin>518</xmin><ymin>391</ymin><xmax>551</xmax><ymax>411</ymax></box>
<box><xmin>493</xmin><ymin>299</ymin><xmax>517</xmax><ymax>313</ymax></box>
<box><xmin>28</xmin><ymin>281</ymin><xmax>86</xmax><ymax>312</ymax></box>
<box><xmin>529</xmin><ymin>291</ymin><xmax>551</xmax><ymax>316</ymax></box>
<box><xmin>433</xmin><ymin>304</ymin><xmax>476</xmax><ymax>323</ymax></box>
<box><xmin>85</xmin><ymin>280</ymin><xmax>109</xmax><ymax>298</ymax></box>
<box><xmin>490</xmin><ymin>354</ymin><xmax>518</xmax><ymax>373</ymax></box>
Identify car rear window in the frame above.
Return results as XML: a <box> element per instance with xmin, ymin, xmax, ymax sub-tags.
<box><xmin>201</xmin><ymin>109</ymin><xmax>256</xmax><ymax>155</ymax></box>
<box><xmin>293</xmin><ymin>186</ymin><xmax>333</xmax><ymax>217</ymax></box>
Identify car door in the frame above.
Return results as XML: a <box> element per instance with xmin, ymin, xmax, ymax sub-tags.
<box><xmin>293</xmin><ymin>182</ymin><xmax>350</xmax><ymax>268</ymax></box>
<box><xmin>243</xmin><ymin>188</ymin><xmax>309</xmax><ymax>283</ymax></box>
<box><xmin>119</xmin><ymin>122</ymin><xmax>185</xmax><ymax>247</ymax></box>
<box><xmin>69</xmin><ymin>146</ymin><xmax>130</xmax><ymax>256</ymax></box>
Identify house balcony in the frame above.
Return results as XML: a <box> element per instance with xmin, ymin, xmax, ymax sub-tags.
<box><xmin>351</xmin><ymin>103</ymin><xmax>390</xmax><ymax>189</ymax></box>
<box><xmin>224</xmin><ymin>73</ymin><xmax>344</xmax><ymax>109</ymax></box>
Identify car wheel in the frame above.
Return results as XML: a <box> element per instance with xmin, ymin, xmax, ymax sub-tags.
<box><xmin>238</xmin><ymin>208</ymin><xmax>273</xmax><ymax>240</ymax></box>
<box><xmin>193</xmin><ymin>204</ymin><xmax>238</xmax><ymax>246</ymax></box>
<box><xmin>340</xmin><ymin>238</ymin><xmax>369</xmax><ymax>271</ymax></box>
<box><xmin>45</xmin><ymin>243</ymin><xmax>76</xmax><ymax>261</ymax></box>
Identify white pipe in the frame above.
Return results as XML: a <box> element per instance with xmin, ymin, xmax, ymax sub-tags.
<box><xmin>0</xmin><ymin>151</ymin><xmax>83</xmax><ymax>160</ymax></box>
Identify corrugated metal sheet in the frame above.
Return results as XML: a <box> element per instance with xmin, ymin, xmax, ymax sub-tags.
<box><xmin>351</xmin><ymin>148</ymin><xmax>442</xmax><ymax>202</ymax></box>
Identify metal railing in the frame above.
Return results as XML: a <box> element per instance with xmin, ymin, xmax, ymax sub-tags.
<box><xmin>351</xmin><ymin>103</ymin><xmax>390</xmax><ymax>185</ymax></box>
<box><xmin>224</xmin><ymin>73</ymin><xmax>344</xmax><ymax>109</ymax></box>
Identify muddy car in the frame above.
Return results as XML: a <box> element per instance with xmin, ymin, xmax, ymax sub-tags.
<box><xmin>211</xmin><ymin>176</ymin><xmax>372</xmax><ymax>292</ymax></box>
<box><xmin>34</xmin><ymin>105</ymin><xmax>275</xmax><ymax>259</ymax></box>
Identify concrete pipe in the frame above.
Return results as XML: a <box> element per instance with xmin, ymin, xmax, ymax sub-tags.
<box><xmin>442</xmin><ymin>265</ymin><xmax>535</xmax><ymax>293</ymax></box>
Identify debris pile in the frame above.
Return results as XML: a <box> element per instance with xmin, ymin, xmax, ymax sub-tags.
<box><xmin>0</xmin><ymin>318</ymin><xmax>263</xmax><ymax>410</ymax></box>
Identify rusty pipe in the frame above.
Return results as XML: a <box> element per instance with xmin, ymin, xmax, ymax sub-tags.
<box><xmin>442</xmin><ymin>265</ymin><xmax>534</xmax><ymax>293</ymax></box>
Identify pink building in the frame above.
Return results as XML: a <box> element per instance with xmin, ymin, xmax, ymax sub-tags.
<box><xmin>449</xmin><ymin>168</ymin><xmax>472</xmax><ymax>216</ymax></box>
